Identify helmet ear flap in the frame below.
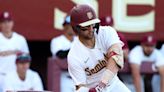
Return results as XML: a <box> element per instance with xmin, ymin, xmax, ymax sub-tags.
<box><xmin>94</xmin><ymin>23</ymin><xmax>100</xmax><ymax>34</ymax></box>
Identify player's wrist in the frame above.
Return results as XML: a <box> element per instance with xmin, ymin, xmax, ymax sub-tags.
<box><xmin>101</xmin><ymin>69</ymin><xmax>115</xmax><ymax>86</ymax></box>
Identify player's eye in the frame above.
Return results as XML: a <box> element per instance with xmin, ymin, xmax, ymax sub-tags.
<box><xmin>80</xmin><ymin>27</ymin><xmax>88</xmax><ymax>31</ymax></box>
<box><xmin>79</xmin><ymin>24</ymin><xmax>95</xmax><ymax>31</ymax></box>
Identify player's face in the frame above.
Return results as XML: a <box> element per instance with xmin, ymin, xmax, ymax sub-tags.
<box><xmin>0</xmin><ymin>20</ymin><xmax>14</xmax><ymax>32</ymax></box>
<box><xmin>17</xmin><ymin>62</ymin><xmax>30</xmax><ymax>73</ymax></box>
<box><xmin>78</xmin><ymin>24</ymin><xmax>95</xmax><ymax>39</ymax></box>
<box><xmin>142</xmin><ymin>44</ymin><xmax>155</xmax><ymax>56</ymax></box>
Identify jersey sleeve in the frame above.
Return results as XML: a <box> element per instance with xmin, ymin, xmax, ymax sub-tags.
<box><xmin>129</xmin><ymin>46</ymin><xmax>142</xmax><ymax>65</ymax></box>
<box><xmin>160</xmin><ymin>44</ymin><xmax>164</xmax><ymax>56</ymax></box>
<box><xmin>50</xmin><ymin>38</ymin><xmax>62</xmax><ymax>55</ymax></box>
<box><xmin>101</xmin><ymin>26</ymin><xmax>123</xmax><ymax>50</ymax></box>
<box><xmin>68</xmin><ymin>56</ymin><xmax>87</xmax><ymax>86</ymax></box>
<box><xmin>32</xmin><ymin>72</ymin><xmax>44</xmax><ymax>91</ymax></box>
<box><xmin>154</xmin><ymin>50</ymin><xmax>164</xmax><ymax>67</ymax></box>
<box><xmin>21</xmin><ymin>37</ymin><xmax>29</xmax><ymax>54</ymax></box>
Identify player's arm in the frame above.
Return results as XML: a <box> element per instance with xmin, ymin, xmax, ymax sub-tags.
<box><xmin>154</xmin><ymin>51</ymin><xmax>164</xmax><ymax>92</ymax></box>
<box><xmin>21</xmin><ymin>37</ymin><xmax>30</xmax><ymax>54</ymax></box>
<box><xmin>130</xmin><ymin>63</ymin><xmax>142</xmax><ymax>92</ymax></box>
<box><xmin>157</xmin><ymin>66</ymin><xmax>164</xmax><ymax>92</ymax></box>
<box><xmin>82</xmin><ymin>43</ymin><xmax>124</xmax><ymax>92</ymax></box>
<box><xmin>0</xmin><ymin>50</ymin><xmax>22</xmax><ymax>56</ymax></box>
<box><xmin>101</xmin><ymin>43</ymin><xmax>124</xmax><ymax>84</ymax></box>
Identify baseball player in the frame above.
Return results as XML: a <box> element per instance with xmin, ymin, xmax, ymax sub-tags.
<box><xmin>50</xmin><ymin>15</ymin><xmax>75</xmax><ymax>59</ymax></box>
<box><xmin>0</xmin><ymin>11</ymin><xmax>29</xmax><ymax>91</ymax></box>
<box><xmin>50</xmin><ymin>15</ymin><xmax>75</xmax><ymax>92</ymax></box>
<box><xmin>68</xmin><ymin>4</ymin><xmax>130</xmax><ymax>92</ymax></box>
<box><xmin>3</xmin><ymin>54</ymin><xmax>43</xmax><ymax>92</ymax></box>
<box><xmin>129</xmin><ymin>35</ymin><xmax>164</xmax><ymax>92</ymax></box>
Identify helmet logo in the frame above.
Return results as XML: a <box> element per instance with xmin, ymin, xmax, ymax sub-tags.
<box><xmin>106</xmin><ymin>17</ymin><xmax>112</xmax><ymax>23</ymax></box>
<box><xmin>87</xmin><ymin>12</ymin><xmax>93</xmax><ymax>19</ymax></box>
<box><xmin>148</xmin><ymin>36</ymin><xmax>153</xmax><ymax>42</ymax></box>
<box><xmin>4</xmin><ymin>12</ymin><xmax>9</xmax><ymax>18</ymax></box>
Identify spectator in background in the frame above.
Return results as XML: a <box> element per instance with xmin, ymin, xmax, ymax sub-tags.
<box><xmin>50</xmin><ymin>15</ymin><xmax>75</xmax><ymax>92</ymax></box>
<box><xmin>129</xmin><ymin>35</ymin><xmax>164</xmax><ymax>92</ymax></box>
<box><xmin>50</xmin><ymin>15</ymin><xmax>75</xmax><ymax>59</ymax></box>
<box><xmin>3</xmin><ymin>54</ymin><xmax>43</xmax><ymax>92</ymax></box>
<box><xmin>0</xmin><ymin>11</ymin><xmax>29</xmax><ymax>92</ymax></box>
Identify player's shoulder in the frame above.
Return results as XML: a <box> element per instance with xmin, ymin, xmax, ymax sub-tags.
<box><xmin>162</xmin><ymin>44</ymin><xmax>164</xmax><ymax>48</ymax></box>
<box><xmin>67</xmin><ymin>38</ymin><xmax>81</xmax><ymax>61</ymax></box>
<box><xmin>13</xmin><ymin>32</ymin><xmax>26</xmax><ymax>40</ymax></box>
<box><xmin>51</xmin><ymin>35</ymin><xmax>66</xmax><ymax>43</ymax></box>
<box><xmin>99</xmin><ymin>26</ymin><xmax>116</xmax><ymax>33</ymax></box>
<box><xmin>27</xmin><ymin>69</ymin><xmax>38</xmax><ymax>74</ymax></box>
<box><xmin>27</xmin><ymin>69</ymin><xmax>40</xmax><ymax>77</ymax></box>
<box><xmin>153</xmin><ymin>48</ymin><xmax>163</xmax><ymax>55</ymax></box>
<box><xmin>52</xmin><ymin>35</ymin><xmax>65</xmax><ymax>40</ymax></box>
<box><xmin>130</xmin><ymin>45</ymin><xmax>142</xmax><ymax>54</ymax></box>
<box><xmin>67</xmin><ymin>40</ymin><xmax>77</xmax><ymax>57</ymax></box>
<box><xmin>97</xmin><ymin>26</ymin><xmax>117</xmax><ymax>39</ymax></box>
<box><xmin>132</xmin><ymin>45</ymin><xmax>142</xmax><ymax>51</ymax></box>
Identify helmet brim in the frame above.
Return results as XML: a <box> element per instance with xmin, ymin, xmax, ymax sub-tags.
<box><xmin>79</xmin><ymin>18</ymin><xmax>100</xmax><ymax>27</ymax></box>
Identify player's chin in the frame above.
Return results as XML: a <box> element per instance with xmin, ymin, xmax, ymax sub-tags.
<box><xmin>86</xmin><ymin>34</ymin><xmax>94</xmax><ymax>39</ymax></box>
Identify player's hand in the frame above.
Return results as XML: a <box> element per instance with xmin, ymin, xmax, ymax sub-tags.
<box><xmin>89</xmin><ymin>82</ymin><xmax>106</xmax><ymax>92</ymax></box>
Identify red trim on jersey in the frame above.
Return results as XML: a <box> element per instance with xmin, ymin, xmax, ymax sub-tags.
<box><xmin>108</xmin><ymin>51</ymin><xmax>118</xmax><ymax>59</ymax></box>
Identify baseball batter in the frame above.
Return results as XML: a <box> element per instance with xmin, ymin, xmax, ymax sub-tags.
<box><xmin>67</xmin><ymin>4</ymin><xmax>130</xmax><ymax>92</ymax></box>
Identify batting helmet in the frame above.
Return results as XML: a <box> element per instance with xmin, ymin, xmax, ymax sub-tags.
<box><xmin>70</xmin><ymin>4</ymin><xmax>100</xmax><ymax>33</ymax></box>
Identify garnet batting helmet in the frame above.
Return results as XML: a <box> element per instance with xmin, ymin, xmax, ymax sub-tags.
<box><xmin>70</xmin><ymin>4</ymin><xmax>100</xmax><ymax>33</ymax></box>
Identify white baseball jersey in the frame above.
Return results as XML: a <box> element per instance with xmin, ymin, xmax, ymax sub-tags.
<box><xmin>3</xmin><ymin>69</ymin><xmax>43</xmax><ymax>92</ymax></box>
<box><xmin>129</xmin><ymin>45</ymin><xmax>164</xmax><ymax>92</ymax></box>
<box><xmin>68</xmin><ymin>26</ymin><xmax>130</xmax><ymax>92</ymax></box>
<box><xmin>0</xmin><ymin>32</ymin><xmax>29</xmax><ymax>74</ymax></box>
<box><xmin>160</xmin><ymin>44</ymin><xmax>164</xmax><ymax>56</ymax></box>
<box><xmin>50</xmin><ymin>35</ymin><xmax>73</xmax><ymax>55</ymax></box>
<box><xmin>129</xmin><ymin>45</ymin><xmax>164</xmax><ymax>67</ymax></box>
